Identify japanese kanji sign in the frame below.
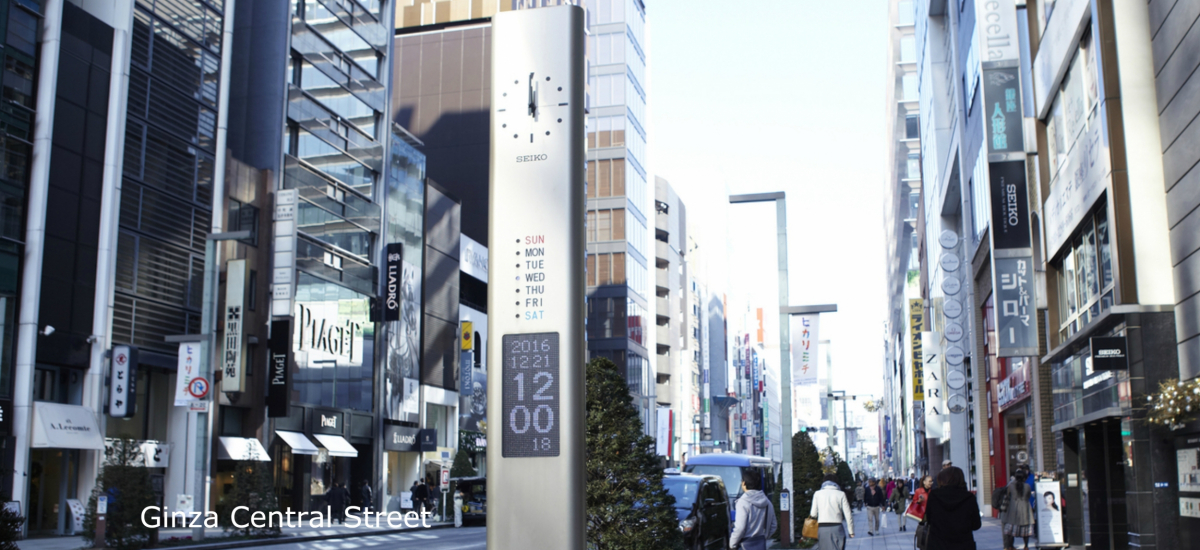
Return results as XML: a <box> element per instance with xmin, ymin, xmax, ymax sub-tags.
<box><xmin>222</xmin><ymin>259</ymin><xmax>247</xmax><ymax>393</ymax></box>
<box><xmin>792</xmin><ymin>314</ymin><xmax>820</xmax><ymax>386</ymax></box>
<box><xmin>109</xmin><ymin>345</ymin><xmax>138</xmax><ymax>417</ymax></box>
<box><xmin>995</xmin><ymin>257</ymin><xmax>1038</xmax><ymax>356</ymax></box>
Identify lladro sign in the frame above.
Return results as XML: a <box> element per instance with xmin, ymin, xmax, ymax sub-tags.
<box><xmin>383</xmin><ymin>243</ymin><xmax>402</xmax><ymax>322</ymax></box>
<box><xmin>488</xmin><ymin>7</ymin><xmax>585</xmax><ymax>550</ymax></box>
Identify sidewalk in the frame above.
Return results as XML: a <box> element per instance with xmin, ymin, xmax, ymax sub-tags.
<box><xmin>16</xmin><ymin>512</ymin><xmax>455</xmax><ymax>550</ymax></box>
<box><xmin>777</xmin><ymin>507</ymin><xmax>1008</xmax><ymax>550</ymax></box>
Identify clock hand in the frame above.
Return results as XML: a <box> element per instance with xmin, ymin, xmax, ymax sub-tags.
<box><xmin>528</xmin><ymin>72</ymin><xmax>538</xmax><ymax>118</ymax></box>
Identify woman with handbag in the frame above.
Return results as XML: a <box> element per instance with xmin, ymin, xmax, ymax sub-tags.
<box><xmin>807</xmin><ymin>474</ymin><xmax>855</xmax><ymax>550</ymax></box>
<box><xmin>1001</xmin><ymin>467</ymin><xmax>1035</xmax><ymax>550</ymax></box>
<box><xmin>905</xmin><ymin>475</ymin><xmax>933</xmax><ymax>532</ymax></box>
<box><xmin>924</xmin><ymin>467</ymin><xmax>981</xmax><ymax>550</ymax></box>
<box><xmin>891</xmin><ymin>480</ymin><xmax>910</xmax><ymax>531</ymax></box>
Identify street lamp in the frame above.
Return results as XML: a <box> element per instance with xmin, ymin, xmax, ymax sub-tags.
<box><xmin>729</xmin><ymin>192</ymin><xmax>837</xmax><ymax>547</ymax></box>
<box><xmin>828</xmin><ymin>391</ymin><xmax>869</xmax><ymax>465</ymax></box>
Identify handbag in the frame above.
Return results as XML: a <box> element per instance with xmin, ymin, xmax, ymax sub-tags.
<box><xmin>801</xmin><ymin>517</ymin><xmax>820</xmax><ymax>540</ymax></box>
<box><xmin>915</xmin><ymin>521</ymin><xmax>930</xmax><ymax>550</ymax></box>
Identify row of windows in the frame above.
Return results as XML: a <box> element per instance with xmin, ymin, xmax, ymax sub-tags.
<box><xmin>588</xmin><ymin>115</ymin><xmax>626</xmax><ymax>148</ymax></box>
<box><xmin>587</xmin><ymin>251</ymin><xmax>626</xmax><ymax>287</ymax></box>
<box><xmin>590</xmin><ymin>73</ymin><xmax>626</xmax><ymax>108</ymax></box>
<box><xmin>586</xmin><ymin>158</ymin><xmax>627</xmax><ymax>198</ymax></box>
<box><xmin>587</xmin><ymin>208</ymin><xmax>625</xmax><ymax>242</ymax></box>
<box><xmin>590</xmin><ymin>31</ymin><xmax>625</xmax><ymax>66</ymax></box>
<box><xmin>1056</xmin><ymin>207</ymin><xmax>1113</xmax><ymax>341</ymax></box>
<box><xmin>1045</xmin><ymin>29</ymin><xmax>1098</xmax><ymax>185</ymax></box>
<box><xmin>587</xmin><ymin>296</ymin><xmax>646</xmax><ymax>346</ymax></box>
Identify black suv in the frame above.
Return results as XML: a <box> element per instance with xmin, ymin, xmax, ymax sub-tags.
<box><xmin>663</xmin><ymin>472</ymin><xmax>731</xmax><ymax>550</ymax></box>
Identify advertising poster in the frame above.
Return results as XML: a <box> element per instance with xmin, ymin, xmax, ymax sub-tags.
<box><xmin>385</xmin><ymin>260</ymin><xmax>422</xmax><ymax>423</ymax></box>
<box><xmin>458</xmin><ymin>308</ymin><xmax>488</xmax><ymax>433</ymax></box>
<box><xmin>1036</xmin><ymin>480</ymin><xmax>1065</xmax><ymax>545</ymax></box>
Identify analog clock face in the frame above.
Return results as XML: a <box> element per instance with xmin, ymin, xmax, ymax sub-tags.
<box><xmin>496</xmin><ymin>72</ymin><xmax>569</xmax><ymax>146</ymax></box>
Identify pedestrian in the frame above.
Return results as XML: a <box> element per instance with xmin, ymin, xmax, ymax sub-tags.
<box><xmin>892</xmin><ymin>478</ymin><xmax>911</xmax><ymax>531</ymax></box>
<box><xmin>904</xmin><ymin>475</ymin><xmax>933</xmax><ymax>527</ymax></box>
<box><xmin>854</xmin><ymin>481</ymin><xmax>865</xmax><ymax>511</ymax></box>
<box><xmin>864</xmin><ymin>478</ymin><xmax>886</xmax><ymax>536</ymax></box>
<box><xmin>924</xmin><ymin>467</ymin><xmax>981</xmax><ymax>550</ymax></box>
<box><xmin>1001</xmin><ymin>467</ymin><xmax>1035</xmax><ymax>550</ymax></box>
<box><xmin>327</xmin><ymin>482</ymin><xmax>347</xmax><ymax>524</ymax></box>
<box><xmin>886</xmin><ymin>478</ymin><xmax>896</xmax><ymax>500</ymax></box>
<box><xmin>809</xmin><ymin>473</ymin><xmax>854</xmax><ymax>550</ymax></box>
<box><xmin>361</xmin><ymin>480</ymin><xmax>373</xmax><ymax>513</ymax></box>
<box><xmin>414</xmin><ymin>480</ymin><xmax>430</xmax><ymax>517</ymax></box>
<box><xmin>729</xmin><ymin>469</ymin><xmax>777</xmax><ymax>550</ymax></box>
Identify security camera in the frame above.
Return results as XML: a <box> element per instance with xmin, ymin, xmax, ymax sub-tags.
<box><xmin>40</xmin><ymin>326</ymin><xmax>54</xmax><ymax>336</ymax></box>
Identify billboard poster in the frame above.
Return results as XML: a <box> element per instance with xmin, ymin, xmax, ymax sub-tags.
<box><xmin>1036</xmin><ymin>481</ymin><xmax>1065</xmax><ymax>545</ymax></box>
<box><xmin>385</xmin><ymin>260</ymin><xmax>422</xmax><ymax>423</ymax></box>
<box><xmin>792</xmin><ymin>314</ymin><xmax>820</xmax><ymax>386</ymax></box>
<box><xmin>459</xmin><ymin>308</ymin><xmax>488</xmax><ymax>433</ymax></box>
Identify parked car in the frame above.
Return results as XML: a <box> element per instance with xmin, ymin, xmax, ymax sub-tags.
<box><xmin>450</xmin><ymin>476</ymin><xmax>486</xmax><ymax>525</ymax></box>
<box><xmin>663</xmin><ymin>472</ymin><xmax>731</xmax><ymax>550</ymax></box>
<box><xmin>683</xmin><ymin>453</ymin><xmax>775</xmax><ymax>522</ymax></box>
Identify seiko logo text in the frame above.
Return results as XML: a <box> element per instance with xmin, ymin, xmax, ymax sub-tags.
<box><xmin>516</xmin><ymin>154</ymin><xmax>548</xmax><ymax>163</ymax></box>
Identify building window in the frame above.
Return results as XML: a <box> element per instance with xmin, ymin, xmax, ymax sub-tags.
<box><xmin>1054</xmin><ymin>207</ymin><xmax>1113</xmax><ymax>341</ymax></box>
<box><xmin>227</xmin><ymin>199</ymin><xmax>260</xmax><ymax>246</ymax></box>
<box><xmin>586</xmin><ymin>159</ymin><xmax>628</xmax><ymax>199</ymax></box>
<box><xmin>587</xmin><ymin>252</ymin><xmax>627</xmax><ymax>287</ymax></box>
<box><xmin>590</xmin><ymin>32</ymin><xmax>625</xmax><ymax>65</ymax></box>
<box><xmin>898</xmin><ymin>1</ymin><xmax>915</xmax><ymax>26</ymax></box>
<box><xmin>900</xmin><ymin>36</ymin><xmax>916</xmax><ymax>63</ymax></box>
<box><xmin>587</xmin><ymin>208</ymin><xmax>626</xmax><ymax>242</ymax></box>
<box><xmin>902</xmin><ymin>74</ymin><xmax>918</xmax><ymax>102</ymax></box>
<box><xmin>905</xmin><ymin>114</ymin><xmax>919</xmax><ymax>140</ymax></box>
<box><xmin>971</xmin><ymin>145</ymin><xmax>989</xmax><ymax>242</ymax></box>
<box><xmin>907</xmin><ymin>153</ymin><xmax>921</xmax><ymax>180</ymax></box>
<box><xmin>588</xmin><ymin>115</ymin><xmax>627</xmax><ymax>149</ymax></box>
<box><xmin>907</xmin><ymin>192</ymin><xmax>920</xmax><ymax>221</ymax></box>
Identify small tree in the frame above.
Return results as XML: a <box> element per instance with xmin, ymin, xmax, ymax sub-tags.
<box><xmin>0</xmin><ymin>505</ymin><xmax>23</xmax><ymax>550</ymax></box>
<box><xmin>217</xmin><ymin>451</ymin><xmax>281</xmax><ymax>538</ymax></box>
<box><xmin>836</xmin><ymin>460</ymin><xmax>855</xmax><ymax>503</ymax></box>
<box><xmin>83</xmin><ymin>439</ymin><xmax>156</xmax><ymax>550</ymax></box>
<box><xmin>586</xmin><ymin>357</ymin><xmax>684</xmax><ymax>550</ymax></box>
<box><xmin>791</xmin><ymin>432</ymin><xmax>823</xmax><ymax>539</ymax></box>
<box><xmin>447</xmin><ymin>439</ymin><xmax>478</xmax><ymax>503</ymax></box>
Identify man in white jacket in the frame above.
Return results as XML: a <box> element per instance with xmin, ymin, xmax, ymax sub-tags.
<box><xmin>809</xmin><ymin>474</ymin><xmax>855</xmax><ymax>549</ymax></box>
<box><xmin>729</xmin><ymin>470</ymin><xmax>777</xmax><ymax>550</ymax></box>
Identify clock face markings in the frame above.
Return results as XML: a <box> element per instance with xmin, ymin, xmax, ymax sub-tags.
<box><xmin>497</xmin><ymin>72</ymin><xmax>570</xmax><ymax>146</ymax></box>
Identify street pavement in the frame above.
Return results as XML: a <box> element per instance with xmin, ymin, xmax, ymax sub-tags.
<box><xmin>836</xmin><ymin>507</ymin><xmax>1007</xmax><ymax>550</ymax></box>
<box><xmin>15</xmin><ymin>516</ymin><xmax>465</xmax><ymax>550</ymax></box>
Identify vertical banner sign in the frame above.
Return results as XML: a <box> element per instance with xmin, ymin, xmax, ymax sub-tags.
<box><xmin>266</xmin><ymin>319</ymin><xmax>293</xmax><ymax>417</ymax></box>
<box><xmin>174</xmin><ymin>342</ymin><xmax>200</xmax><ymax>406</ymax></box>
<box><xmin>995</xmin><ymin>258</ymin><xmax>1038</xmax><ymax>355</ymax></box>
<box><xmin>792</xmin><ymin>314</ymin><xmax>820</xmax><ymax>386</ymax></box>
<box><xmin>756</xmin><ymin>308</ymin><xmax>764</xmax><ymax>344</ymax></box>
<box><xmin>383</xmin><ymin>243</ymin><xmax>402</xmax><ymax>322</ymax></box>
<box><xmin>488</xmin><ymin>6</ymin><xmax>586</xmax><ymax>550</ymax></box>
<box><xmin>655</xmin><ymin>408</ymin><xmax>671</xmax><ymax>457</ymax></box>
<box><xmin>922</xmin><ymin>332</ymin><xmax>944</xmax><ymax>439</ymax></box>
<box><xmin>109</xmin><ymin>345</ymin><xmax>139</xmax><ymax>418</ymax></box>
<box><xmin>977</xmin><ymin>0</ymin><xmax>1038</xmax><ymax>357</ymax></box>
<box><xmin>910</xmin><ymin>299</ymin><xmax>925</xmax><ymax>401</ymax></box>
<box><xmin>222</xmin><ymin>259</ymin><xmax>247</xmax><ymax>392</ymax></box>
<box><xmin>271</xmin><ymin>189</ymin><xmax>298</xmax><ymax>317</ymax></box>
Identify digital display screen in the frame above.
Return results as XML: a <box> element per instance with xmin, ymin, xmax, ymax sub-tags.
<box><xmin>502</xmin><ymin>332</ymin><xmax>559</xmax><ymax>457</ymax></box>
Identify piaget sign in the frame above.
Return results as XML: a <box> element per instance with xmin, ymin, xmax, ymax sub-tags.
<box><xmin>294</xmin><ymin>302</ymin><xmax>366</xmax><ymax>366</ymax></box>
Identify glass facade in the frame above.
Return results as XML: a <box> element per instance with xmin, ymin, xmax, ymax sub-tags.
<box><xmin>585</xmin><ymin>0</ymin><xmax>652</xmax><ymax>420</ymax></box>
<box><xmin>293</xmin><ymin>272</ymin><xmax>375</xmax><ymax>412</ymax></box>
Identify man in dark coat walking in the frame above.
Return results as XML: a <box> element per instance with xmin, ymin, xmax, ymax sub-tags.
<box><xmin>413</xmin><ymin>480</ymin><xmax>430</xmax><ymax>516</ymax></box>
<box><xmin>327</xmin><ymin>482</ymin><xmax>348</xmax><ymax>524</ymax></box>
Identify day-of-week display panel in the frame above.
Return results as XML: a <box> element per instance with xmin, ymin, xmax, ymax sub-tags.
<box><xmin>501</xmin><ymin>332</ymin><xmax>560</xmax><ymax>457</ymax></box>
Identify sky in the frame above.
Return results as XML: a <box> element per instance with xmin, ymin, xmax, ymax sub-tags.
<box><xmin>646</xmin><ymin>0</ymin><xmax>890</xmax><ymax>399</ymax></box>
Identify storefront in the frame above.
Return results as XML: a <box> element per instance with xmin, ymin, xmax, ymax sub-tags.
<box><xmin>1046</xmin><ymin>309</ymin><xmax>1178</xmax><ymax>550</ymax></box>
<box><xmin>382</xmin><ymin>423</ymin><xmax>432</xmax><ymax>512</ymax></box>
<box><xmin>28</xmin><ymin>402</ymin><xmax>104</xmax><ymax>535</ymax></box>
<box><xmin>995</xmin><ymin>358</ymin><xmax>1034</xmax><ymax>486</ymax></box>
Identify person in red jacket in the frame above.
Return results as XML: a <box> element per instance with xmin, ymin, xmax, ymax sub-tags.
<box><xmin>904</xmin><ymin>475</ymin><xmax>934</xmax><ymax>528</ymax></box>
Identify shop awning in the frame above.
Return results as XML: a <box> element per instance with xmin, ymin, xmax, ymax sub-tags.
<box><xmin>32</xmin><ymin>402</ymin><xmax>105</xmax><ymax>450</ymax></box>
<box><xmin>275</xmin><ymin>430</ymin><xmax>319</xmax><ymax>455</ymax></box>
<box><xmin>312</xmin><ymin>434</ymin><xmax>358</xmax><ymax>457</ymax></box>
<box><xmin>217</xmin><ymin>437</ymin><xmax>271</xmax><ymax>461</ymax></box>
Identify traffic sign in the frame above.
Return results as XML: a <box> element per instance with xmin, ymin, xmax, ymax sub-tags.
<box><xmin>187</xmin><ymin>377</ymin><xmax>210</xmax><ymax>399</ymax></box>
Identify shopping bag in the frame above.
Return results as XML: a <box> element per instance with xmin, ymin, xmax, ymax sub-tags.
<box><xmin>802</xmin><ymin>517</ymin><xmax>820</xmax><ymax>540</ymax></box>
<box><xmin>881</xmin><ymin>512</ymin><xmax>889</xmax><ymax>529</ymax></box>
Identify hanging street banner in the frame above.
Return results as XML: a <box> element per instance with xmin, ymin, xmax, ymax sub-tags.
<box><xmin>174</xmin><ymin>342</ymin><xmax>201</xmax><ymax>406</ymax></box>
<box><xmin>922</xmin><ymin>332</ymin><xmax>944</xmax><ymax>439</ymax></box>
<box><xmin>383</xmin><ymin>243</ymin><xmax>402</xmax><ymax>322</ymax></box>
<box><xmin>995</xmin><ymin>258</ymin><xmax>1038</xmax><ymax>356</ymax></box>
<box><xmin>792</xmin><ymin>314</ymin><xmax>820</xmax><ymax>386</ymax></box>
<box><xmin>222</xmin><ymin>259</ymin><xmax>247</xmax><ymax>393</ymax></box>
<box><xmin>910</xmin><ymin>299</ymin><xmax>924</xmax><ymax>401</ymax></box>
